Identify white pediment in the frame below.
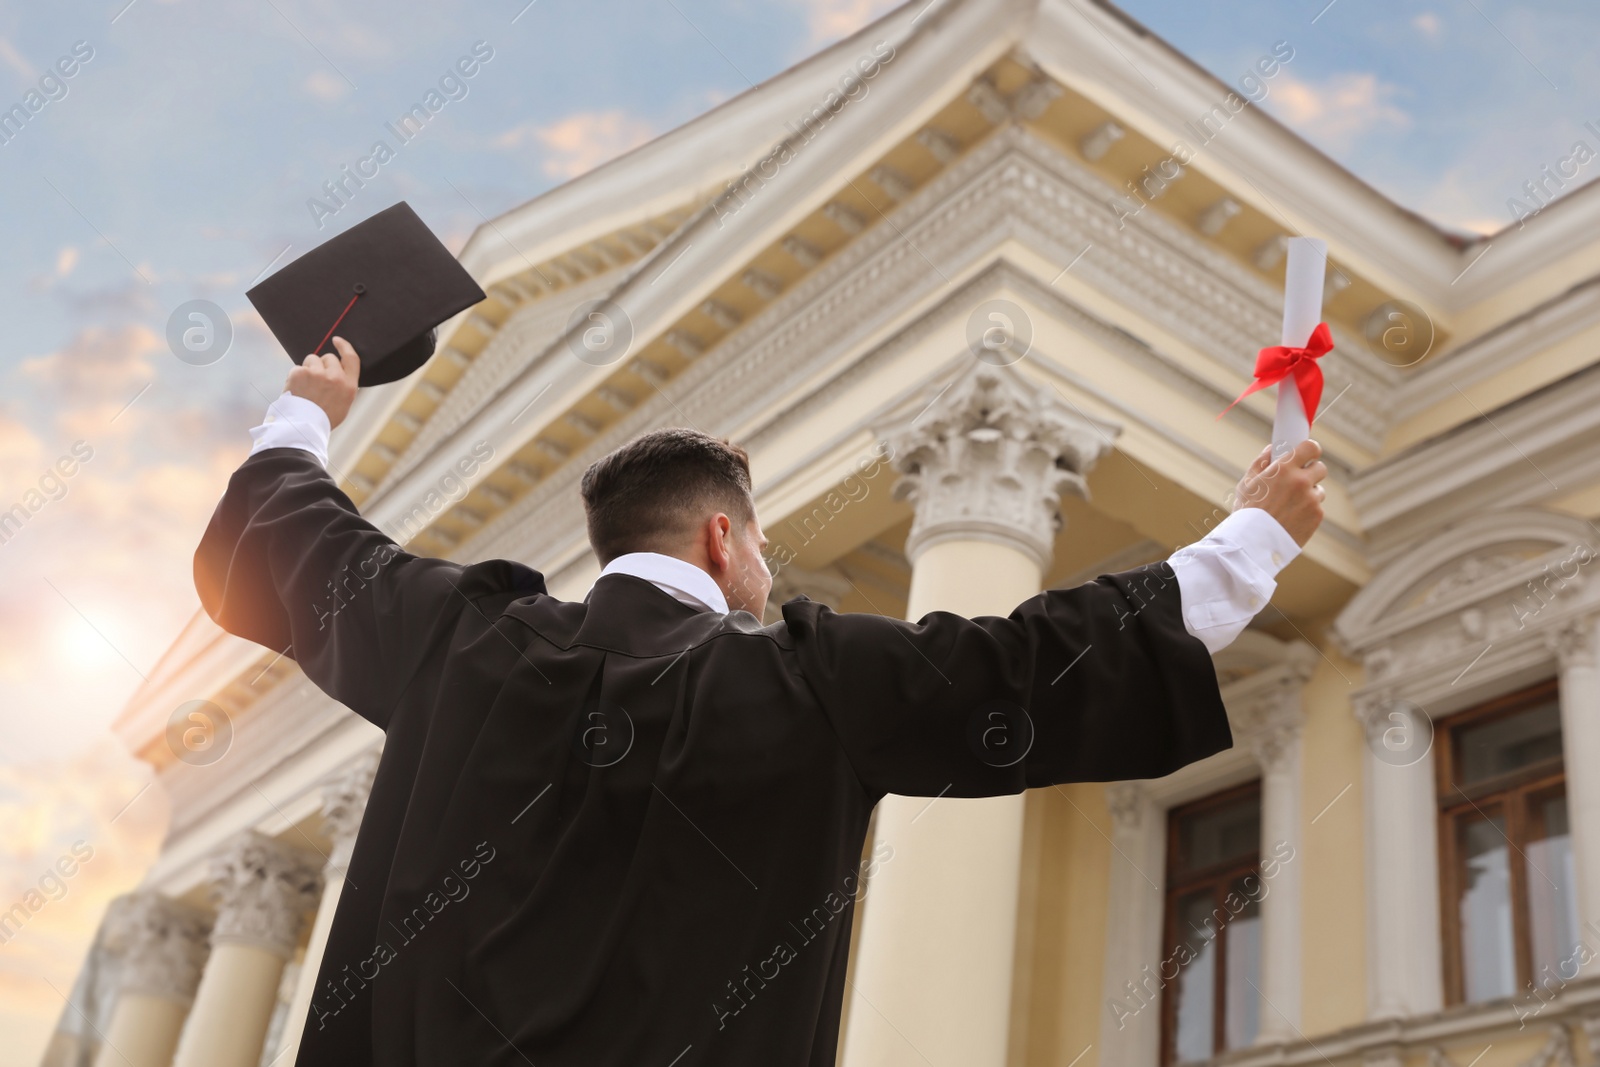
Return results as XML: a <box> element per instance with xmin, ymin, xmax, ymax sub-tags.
<box><xmin>1333</xmin><ymin>507</ymin><xmax>1600</xmax><ymax>658</ymax></box>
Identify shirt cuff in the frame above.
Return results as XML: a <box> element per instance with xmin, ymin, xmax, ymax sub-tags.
<box><xmin>249</xmin><ymin>393</ymin><xmax>331</xmax><ymax>468</ymax></box>
<box><xmin>1165</xmin><ymin>507</ymin><xmax>1301</xmax><ymax>655</ymax></box>
<box><xmin>1214</xmin><ymin>506</ymin><xmax>1302</xmax><ymax>577</ymax></box>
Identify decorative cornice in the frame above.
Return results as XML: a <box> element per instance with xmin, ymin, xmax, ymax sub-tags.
<box><xmin>376</xmin><ymin>271</ymin><xmax>621</xmax><ymax>496</ymax></box>
<box><xmin>879</xmin><ymin>360</ymin><xmax>1117</xmax><ymax>570</ymax></box>
<box><xmin>99</xmin><ymin>892</ymin><xmax>212</xmax><ymax>1006</ymax></box>
<box><xmin>207</xmin><ymin>831</ymin><xmax>323</xmax><ymax>957</ymax></box>
<box><xmin>1352</xmin><ymin>364</ymin><xmax>1600</xmax><ymax>560</ymax></box>
<box><xmin>466</xmin><ymin>123</ymin><xmax>1343</xmax><ymax>579</ymax></box>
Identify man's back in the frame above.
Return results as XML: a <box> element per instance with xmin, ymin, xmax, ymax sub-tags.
<box><xmin>196</xmin><ymin>447</ymin><xmax>1233</xmax><ymax>1066</ymax></box>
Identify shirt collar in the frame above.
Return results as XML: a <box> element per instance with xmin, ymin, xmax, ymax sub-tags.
<box><xmin>590</xmin><ymin>551</ymin><xmax>729</xmax><ymax>615</ymax></box>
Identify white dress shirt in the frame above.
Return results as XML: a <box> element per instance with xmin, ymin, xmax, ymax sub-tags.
<box><xmin>250</xmin><ymin>394</ymin><xmax>1301</xmax><ymax>654</ymax></box>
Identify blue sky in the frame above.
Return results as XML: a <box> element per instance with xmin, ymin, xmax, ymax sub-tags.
<box><xmin>0</xmin><ymin>0</ymin><xmax>1594</xmax><ymax>1059</ymax></box>
<box><xmin>1119</xmin><ymin>0</ymin><xmax>1600</xmax><ymax>235</ymax></box>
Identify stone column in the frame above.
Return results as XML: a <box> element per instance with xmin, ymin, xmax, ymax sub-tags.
<box><xmin>92</xmin><ymin>892</ymin><xmax>211</xmax><ymax>1067</ymax></box>
<box><xmin>1232</xmin><ymin>665</ymin><xmax>1311</xmax><ymax>1041</ymax></box>
<box><xmin>1353</xmin><ymin>689</ymin><xmax>1443</xmax><ymax>1018</ymax></box>
<box><xmin>1548</xmin><ymin>618</ymin><xmax>1600</xmax><ymax>966</ymax></box>
<box><xmin>1098</xmin><ymin>782</ymin><xmax>1163</xmax><ymax>1067</ymax></box>
<box><xmin>840</xmin><ymin>362</ymin><xmax>1115</xmax><ymax>1067</ymax></box>
<box><xmin>171</xmin><ymin>832</ymin><xmax>322</xmax><ymax>1067</ymax></box>
<box><xmin>271</xmin><ymin>747</ymin><xmax>381</xmax><ymax>1065</ymax></box>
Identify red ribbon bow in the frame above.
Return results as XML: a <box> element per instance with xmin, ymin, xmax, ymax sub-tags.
<box><xmin>1218</xmin><ymin>322</ymin><xmax>1334</xmax><ymax>426</ymax></box>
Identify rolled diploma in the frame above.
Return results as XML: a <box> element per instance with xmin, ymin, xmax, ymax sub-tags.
<box><xmin>1273</xmin><ymin>237</ymin><xmax>1328</xmax><ymax>460</ymax></box>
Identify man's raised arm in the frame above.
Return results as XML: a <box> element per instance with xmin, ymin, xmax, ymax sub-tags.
<box><xmin>194</xmin><ymin>339</ymin><xmax>543</xmax><ymax>728</ymax></box>
<box><xmin>782</xmin><ymin>440</ymin><xmax>1327</xmax><ymax>800</ymax></box>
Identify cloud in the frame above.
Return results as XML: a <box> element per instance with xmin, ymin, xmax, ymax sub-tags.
<box><xmin>303</xmin><ymin>69</ymin><xmax>349</xmax><ymax>102</ymax></box>
<box><xmin>1415</xmin><ymin>167</ymin><xmax>1506</xmax><ymax>236</ymax></box>
<box><xmin>792</xmin><ymin>0</ymin><xmax>902</xmax><ymax>45</ymax></box>
<box><xmin>53</xmin><ymin>248</ymin><xmax>77</xmax><ymax>280</ymax></box>
<box><xmin>1264</xmin><ymin>71</ymin><xmax>1410</xmax><ymax>154</ymax></box>
<box><xmin>0</xmin><ymin>738</ymin><xmax>167</xmax><ymax>1067</ymax></box>
<box><xmin>0</xmin><ymin>418</ymin><xmax>47</xmax><ymax>487</ymax></box>
<box><xmin>496</xmin><ymin>110</ymin><xmax>655</xmax><ymax>180</ymax></box>
<box><xmin>1413</xmin><ymin>12</ymin><xmax>1443</xmax><ymax>39</ymax></box>
<box><xmin>0</xmin><ymin>35</ymin><xmax>32</xmax><ymax>82</ymax></box>
<box><xmin>17</xmin><ymin>324</ymin><xmax>161</xmax><ymax>408</ymax></box>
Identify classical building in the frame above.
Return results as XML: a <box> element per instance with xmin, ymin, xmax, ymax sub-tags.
<box><xmin>40</xmin><ymin>0</ymin><xmax>1600</xmax><ymax>1065</ymax></box>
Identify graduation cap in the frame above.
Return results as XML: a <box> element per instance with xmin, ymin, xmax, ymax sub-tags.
<box><xmin>246</xmin><ymin>202</ymin><xmax>486</xmax><ymax>387</ymax></box>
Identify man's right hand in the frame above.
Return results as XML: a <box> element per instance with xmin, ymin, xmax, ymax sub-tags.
<box><xmin>286</xmin><ymin>335</ymin><xmax>360</xmax><ymax>430</ymax></box>
<box><xmin>1232</xmin><ymin>439</ymin><xmax>1327</xmax><ymax>547</ymax></box>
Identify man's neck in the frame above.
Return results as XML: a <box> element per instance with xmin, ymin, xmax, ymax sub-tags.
<box><xmin>594</xmin><ymin>551</ymin><xmax>729</xmax><ymax>614</ymax></box>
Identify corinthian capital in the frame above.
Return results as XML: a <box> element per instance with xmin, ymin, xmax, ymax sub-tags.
<box><xmin>1545</xmin><ymin>616</ymin><xmax>1597</xmax><ymax>670</ymax></box>
<box><xmin>207</xmin><ymin>831</ymin><xmax>323</xmax><ymax>957</ymax></box>
<box><xmin>100</xmin><ymin>891</ymin><xmax>212</xmax><ymax>1005</ymax></box>
<box><xmin>321</xmin><ymin>746</ymin><xmax>382</xmax><ymax>870</ymax></box>
<box><xmin>1105</xmin><ymin>782</ymin><xmax>1147</xmax><ymax>833</ymax></box>
<box><xmin>879</xmin><ymin>361</ymin><xmax>1118</xmax><ymax>570</ymax></box>
<box><xmin>1231</xmin><ymin>681</ymin><xmax>1306</xmax><ymax>774</ymax></box>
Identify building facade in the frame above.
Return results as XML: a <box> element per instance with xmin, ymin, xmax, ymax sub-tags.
<box><xmin>40</xmin><ymin>0</ymin><xmax>1600</xmax><ymax>1065</ymax></box>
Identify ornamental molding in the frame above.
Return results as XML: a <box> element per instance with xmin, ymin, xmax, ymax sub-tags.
<box><xmin>99</xmin><ymin>891</ymin><xmax>212</xmax><ymax>1006</ymax></box>
<box><xmin>465</xmin><ymin>123</ymin><xmax>1382</xmax><ymax>577</ymax></box>
<box><xmin>207</xmin><ymin>831</ymin><xmax>323</xmax><ymax>957</ymax></box>
<box><xmin>1431</xmin><ymin>1026</ymin><xmax>1573</xmax><ymax>1067</ymax></box>
<box><xmin>1333</xmin><ymin>508</ymin><xmax>1600</xmax><ymax>702</ymax></box>
<box><xmin>878</xmin><ymin>360</ymin><xmax>1117</xmax><ymax>570</ymax></box>
<box><xmin>1395</xmin><ymin>279</ymin><xmax>1600</xmax><ymax>422</ymax></box>
<box><xmin>1206</xmin><ymin>977</ymin><xmax>1600</xmax><ymax>1067</ymax></box>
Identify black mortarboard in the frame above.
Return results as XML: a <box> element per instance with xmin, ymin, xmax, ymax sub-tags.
<box><xmin>246</xmin><ymin>202</ymin><xmax>486</xmax><ymax>387</ymax></box>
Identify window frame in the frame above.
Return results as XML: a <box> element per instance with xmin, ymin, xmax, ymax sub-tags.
<box><xmin>1435</xmin><ymin>678</ymin><xmax>1566</xmax><ymax>1006</ymax></box>
<box><xmin>1159</xmin><ymin>778</ymin><xmax>1263</xmax><ymax>1067</ymax></box>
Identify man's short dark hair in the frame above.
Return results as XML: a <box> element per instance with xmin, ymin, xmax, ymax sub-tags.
<box><xmin>580</xmin><ymin>428</ymin><xmax>755</xmax><ymax>565</ymax></box>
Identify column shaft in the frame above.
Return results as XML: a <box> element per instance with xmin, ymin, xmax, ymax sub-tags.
<box><xmin>173</xmin><ymin>943</ymin><xmax>291</xmax><ymax>1067</ymax></box>
<box><xmin>1360</xmin><ymin>727</ymin><xmax>1442</xmax><ymax>1017</ymax></box>
<box><xmin>90</xmin><ymin>891</ymin><xmax>210</xmax><ymax>1067</ymax></box>
<box><xmin>171</xmin><ymin>832</ymin><xmax>322</xmax><ymax>1067</ymax></box>
<box><xmin>1555</xmin><ymin>621</ymin><xmax>1600</xmax><ymax>954</ymax></box>
<box><xmin>93</xmin><ymin>995</ymin><xmax>189</xmax><ymax>1067</ymax></box>
<box><xmin>841</xmin><ymin>537</ymin><xmax>1042</xmax><ymax>1067</ymax></box>
<box><xmin>1255</xmin><ymin>741</ymin><xmax>1303</xmax><ymax>1039</ymax></box>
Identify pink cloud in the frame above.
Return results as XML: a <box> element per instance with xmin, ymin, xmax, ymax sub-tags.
<box><xmin>496</xmin><ymin>110</ymin><xmax>655</xmax><ymax>180</ymax></box>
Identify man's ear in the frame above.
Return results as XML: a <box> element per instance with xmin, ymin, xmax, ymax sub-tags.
<box><xmin>703</xmin><ymin>513</ymin><xmax>734</xmax><ymax>572</ymax></box>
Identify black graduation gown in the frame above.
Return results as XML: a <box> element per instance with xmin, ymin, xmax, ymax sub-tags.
<box><xmin>193</xmin><ymin>448</ymin><xmax>1232</xmax><ymax>1067</ymax></box>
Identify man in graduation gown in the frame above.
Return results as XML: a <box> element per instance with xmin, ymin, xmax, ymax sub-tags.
<box><xmin>195</xmin><ymin>339</ymin><xmax>1327</xmax><ymax>1067</ymax></box>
